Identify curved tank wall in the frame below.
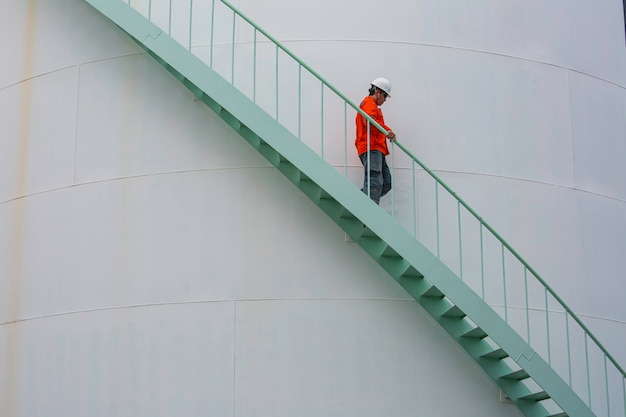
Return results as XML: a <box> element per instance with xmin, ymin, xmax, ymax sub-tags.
<box><xmin>1</xmin><ymin>1</ymin><xmax>625</xmax><ymax>417</ymax></box>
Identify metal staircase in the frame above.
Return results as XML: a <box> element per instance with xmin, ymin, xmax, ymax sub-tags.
<box><xmin>82</xmin><ymin>1</ymin><xmax>626</xmax><ymax>416</ymax></box>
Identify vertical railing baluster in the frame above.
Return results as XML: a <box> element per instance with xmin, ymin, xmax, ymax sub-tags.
<box><xmin>586</xmin><ymin>334</ymin><xmax>592</xmax><ymax>406</ymax></box>
<box><xmin>343</xmin><ymin>102</ymin><xmax>348</xmax><ymax>177</ymax></box>
<box><xmin>412</xmin><ymin>160</ymin><xmax>417</xmax><ymax>238</ymax></box>
<box><xmin>480</xmin><ymin>224</ymin><xmax>485</xmax><ymax>299</ymax></box>
<box><xmin>502</xmin><ymin>244</ymin><xmax>507</xmax><ymax>322</ymax></box>
<box><xmin>275</xmin><ymin>44</ymin><xmax>279</xmax><ymax>120</ymax></box>
<box><xmin>566</xmin><ymin>312</ymin><xmax>572</xmax><ymax>386</ymax></box>
<box><xmin>298</xmin><ymin>65</ymin><xmax>302</xmax><ymax>140</ymax></box>
<box><xmin>252</xmin><ymin>29</ymin><xmax>257</xmax><ymax>103</ymax></box>
<box><xmin>391</xmin><ymin>144</ymin><xmax>395</xmax><ymax>218</ymax></box>
<box><xmin>168</xmin><ymin>0</ymin><xmax>172</xmax><ymax>35</ymax></box>
<box><xmin>366</xmin><ymin>123</ymin><xmax>370</xmax><ymax>199</ymax></box>
<box><xmin>210</xmin><ymin>0</ymin><xmax>215</xmax><ymax>67</ymax></box>
<box><xmin>435</xmin><ymin>182</ymin><xmax>440</xmax><ymax>258</ymax></box>
<box><xmin>524</xmin><ymin>268</ymin><xmax>530</xmax><ymax>343</ymax></box>
<box><xmin>188</xmin><ymin>0</ymin><xmax>193</xmax><ymax>51</ymax></box>
<box><xmin>457</xmin><ymin>201</ymin><xmax>462</xmax><ymax>280</ymax></box>
<box><xmin>604</xmin><ymin>353</ymin><xmax>611</xmax><ymax>417</ymax></box>
<box><xmin>148</xmin><ymin>0</ymin><xmax>152</xmax><ymax>21</ymax></box>
<box><xmin>320</xmin><ymin>83</ymin><xmax>324</xmax><ymax>158</ymax></box>
<box><xmin>622</xmin><ymin>376</ymin><xmax>625</xmax><ymax>417</ymax></box>
<box><xmin>545</xmin><ymin>288</ymin><xmax>551</xmax><ymax>365</ymax></box>
<box><xmin>231</xmin><ymin>11</ymin><xmax>235</xmax><ymax>84</ymax></box>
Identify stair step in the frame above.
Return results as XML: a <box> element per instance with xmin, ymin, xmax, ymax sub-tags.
<box><xmin>298</xmin><ymin>179</ymin><xmax>322</xmax><ymax>202</ymax></box>
<box><xmin>481</xmin><ymin>347</ymin><xmax>508</xmax><ymax>360</ymax></box>
<box><xmin>239</xmin><ymin>124</ymin><xmax>261</xmax><ymax>148</ymax></box>
<box><xmin>397</xmin><ymin>277</ymin><xmax>436</xmax><ymax>301</ymax></box>
<box><xmin>259</xmin><ymin>142</ymin><xmax>280</xmax><ymax>166</ymax></box>
<box><xmin>200</xmin><ymin>94</ymin><xmax>223</xmax><ymax>115</ymax></box>
<box><xmin>358</xmin><ymin>236</ymin><xmax>388</xmax><ymax>259</ymax></box>
<box><xmin>400</xmin><ymin>265</ymin><xmax>423</xmax><ymax>280</ymax></box>
<box><xmin>519</xmin><ymin>391</ymin><xmax>550</xmax><ymax>402</ymax></box>
<box><xmin>278</xmin><ymin>160</ymin><xmax>301</xmax><ymax>184</ymax></box>
<box><xmin>339</xmin><ymin>208</ymin><xmax>356</xmax><ymax>219</ymax></box>
<box><xmin>318</xmin><ymin>196</ymin><xmax>344</xmax><ymax>220</ymax></box>
<box><xmin>461</xmin><ymin>326</ymin><xmax>488</xmax><ymax>339</ymax></box>
<box><xmin>501</xmin><ymin>369</ymin><xmax>530</xmax><ymax>381</ymax></box>
<box><xmin>220</xmin><ymin>108</ymin><xmax>241</xmax><ymax>131</ymax></box>
<box><xmin>421</xmin><ymin>285</ymin><xmax>444</xmax><ymax>298</ymax></box>
<box><xmin>442</xmin><ymin>305</ymin><xmax>466</xmax><ymax>318</ymax></box>
<box><xmin>379</xmin><ymin>255</ymin><xmax>411</xmax><ymax>280</ymax></box>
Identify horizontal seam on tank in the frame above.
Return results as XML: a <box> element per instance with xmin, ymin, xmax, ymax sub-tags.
<box><xmin>489</xmin><ymin>303</ymin><xmax>626</xmax><ymax>327</ymax></box>
<box><xmin>1</xmin><ymin>166</ymin><xmax>624</xmax><ymax>206</ymax></box>
<box><xmin>337</xmin><ymin>164</ymin><xmax>626</xmax><ymax>205</ymax></box>
<box><xmin>1</xmin><ymin>299</ymin><xmax>623</xmax><ymax>328</ymax></box>
<box><xmin>270</xmin><ymin>38</ymin><xmax>626</xmax><ymax>90</ymax></box>
<box><xmin>0</xmin><ymin>165</ymin><xmax>275</xmax><ymax>206</ymax></box>
<box><xmin>0</xmin><ymin>297</ymin><xmax>416</xmax><ymax>326</ymax></box>
<box><xmin>0</xmin><ymin>51</ymin><xmax>148</xmax><ymax>92</ymax></box>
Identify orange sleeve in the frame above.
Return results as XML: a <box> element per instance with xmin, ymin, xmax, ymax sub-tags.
<box><xmin>360</xmin><ymin>98</ymin><xmax>390</xmax><ymax>132</ymax></box>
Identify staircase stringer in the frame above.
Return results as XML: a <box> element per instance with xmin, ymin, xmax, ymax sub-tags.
<box><xmin>83</xmin><ymin>2</ymin><xmax>597</xmax><ymax>416</ymax></box>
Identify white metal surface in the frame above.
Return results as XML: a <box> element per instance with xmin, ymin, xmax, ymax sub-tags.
<box><xmin>1</xmin><ymin>0</ymin><xmax>625</xmax><ymax>415</ymax></box>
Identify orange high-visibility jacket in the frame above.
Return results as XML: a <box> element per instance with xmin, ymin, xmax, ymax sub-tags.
<box><xmin>355</xmin><ymin>95</ymin><xmax>391</xmax><ymax>156</ymax></box>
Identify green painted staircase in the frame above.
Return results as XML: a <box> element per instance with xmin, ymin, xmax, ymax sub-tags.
<box><xmin>82</xmin><ymin>1</ymin><xmax>626</xmax><ymax>416</ymax></box>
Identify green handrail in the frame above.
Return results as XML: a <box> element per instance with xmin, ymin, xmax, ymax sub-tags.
<box><xmin>394</xmin><ymin>139</ymin><xmax>626</xmax><ymax>379</ymax></box>
<box><xmin>212</xmin><ymin>0</ymin><xmax>388</xmax><ymax>135</ymax></box>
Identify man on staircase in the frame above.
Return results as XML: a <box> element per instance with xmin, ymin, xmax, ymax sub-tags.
<box><xmin>355</xmin><ymin>77</ymin><xmax>396</xmax><ymax>205</ymax></box>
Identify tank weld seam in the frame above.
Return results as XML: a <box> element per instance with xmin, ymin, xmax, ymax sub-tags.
<box><xmin>276</xmin><ymin>38</ymin><xmax>626</xmax><ymax>89</ymax></box>
<box><xmin>0</xmin><ymin>297</ymin><xmax>415</xmax><ymax>326</ymax></box>
<box><xmin>0</xmin><ymin>165</ymin><xmax>276</xmax><ymax>206</ymax></box>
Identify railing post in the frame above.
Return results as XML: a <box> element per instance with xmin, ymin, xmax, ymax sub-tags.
<box><xmin>502</xmin><ymin>244</ymin><xmax>507</xmax><ymax>323</ymax></box>
<box><xmin>252</xmin><ymin>29</ymin><xmax>257</xmax><ymax>102</ymax></box>
<box><xmin>320</xmin><ymin>83</ymin><xmax>324</xmax><ymax>158</ymax></box>
<box><xmin>545</xmin><ymin>288</ymin><xmax>551</xmax><ymax>365</ymax></box>
<box><xmin>524</xmin><ymin>268</ymin><xmax>530</xmax><ymax>343</ymax></box>
<box><xmin>458</xmin><ymin>201</ymin><xmax>463</xmax><ymax>280</ymax></box>
<box><xmin>435</xmin><ymin>183</ymin><xmax>440</xmax><ymax>258</ymax></box>
<box><xmin>412</xmin><ymin>160</ymin><xmax>417</xmax><ymax>238</ymax></box>
<box><xmin>391</xmin><ymin>143</ymin><xmax>395</xmax><ymax>218</ymax></box>
<box><xmin>231</xmin><ymin>11</ymin><xmax>235</xmax><ymax>84</ymax></box>
<box><xmin>188</xmin><ymin>0</ymin><xmax>193</xmax><ymax>51</ymax></box>
<box><xmin>210</xmin><ymin>0</ymin><xmax>215</xmax><ymax>67</ymax></box>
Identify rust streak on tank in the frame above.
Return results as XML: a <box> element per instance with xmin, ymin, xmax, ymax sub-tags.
<box><xmin>3</xmin><ymin>1</ymin><xmax>38</xmax><ymax>416</ymax></box>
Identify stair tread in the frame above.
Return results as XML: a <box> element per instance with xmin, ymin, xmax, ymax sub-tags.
<box><xmin>421</xmin><ymin>286</ymin><xmax>444</xmax><ymax>298</ymax></box>
<box><xmin>442</xmin><ymin>305</ymin><xmax>466</xmax><ymax>318</ymax></box>
<box><xmin>520</xmin><ymin>391</ymin><xmax>550</xmax><ymax>401</ymax></box>
<box><xmin>481</xmin><ymin>347</ymin><xmax>509</xmax><ymax>360</ymax></box>
<box><xmin>500</xmin><ymin>369</ymin><xmax>530</xmax><ymax>381</ymax></box>
<box><xmin>462</xmin><ymin>327</ymin><xmax>488</xmax><ymax>339</ymax></box>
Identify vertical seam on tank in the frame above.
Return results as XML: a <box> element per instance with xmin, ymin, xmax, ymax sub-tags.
<box><xmin>73</xmin><ymin>63</ymin><xmax>82</xmax><ymax>185</ymax></box>
<box><xmin>232</xmin><ymin>300</ymin><xmax>237</xmax><ymax>417</ymax></box>
<box><xmin>566</xmin><ymin>70</ymin><xmax>577</xmax><ymax>190</ymax></box>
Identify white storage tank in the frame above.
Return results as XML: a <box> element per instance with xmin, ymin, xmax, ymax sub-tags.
<box><xmin>1</xmin><ymin>0</ymin><xmax>624</xmax><ymax>416</ymax></box>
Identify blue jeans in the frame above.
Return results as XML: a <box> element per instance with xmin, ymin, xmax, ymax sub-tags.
<box><xmin>359</xmin><ymin>150</ymin><xmax>391</xmax><ymax>204</ymax></box>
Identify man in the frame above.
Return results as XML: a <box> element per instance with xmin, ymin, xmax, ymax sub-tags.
<box><xmin>355</xmin><ymin>77</ymin><xmax>396</xmax><ymax>204</ymax></box>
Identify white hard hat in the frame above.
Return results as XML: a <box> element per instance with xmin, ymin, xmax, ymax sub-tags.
<box><xmin>371</xmin><ymin>77</ymin><xmax>391</xmax><ymax>97</ymax></box>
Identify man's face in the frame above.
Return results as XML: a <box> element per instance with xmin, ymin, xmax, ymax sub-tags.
<box><xmin>375</xmin><ymin>89</ymin><xmax>388</xmax><ymax>106</ymax></box>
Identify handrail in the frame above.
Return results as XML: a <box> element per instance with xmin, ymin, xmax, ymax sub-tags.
<box><xmin>215</xmin><ymin>0</ymin><xmax>390</xmax><ymax>138</ymax></box>
<box><xmin>116</xmin><ymin>0</ymin><xmax>626</xmax><ymax>414</ymax></box>
<box><xmin>394</xmin><ymin>140</ymin><xmax>626</xmax><ymax>378</ymax></box>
